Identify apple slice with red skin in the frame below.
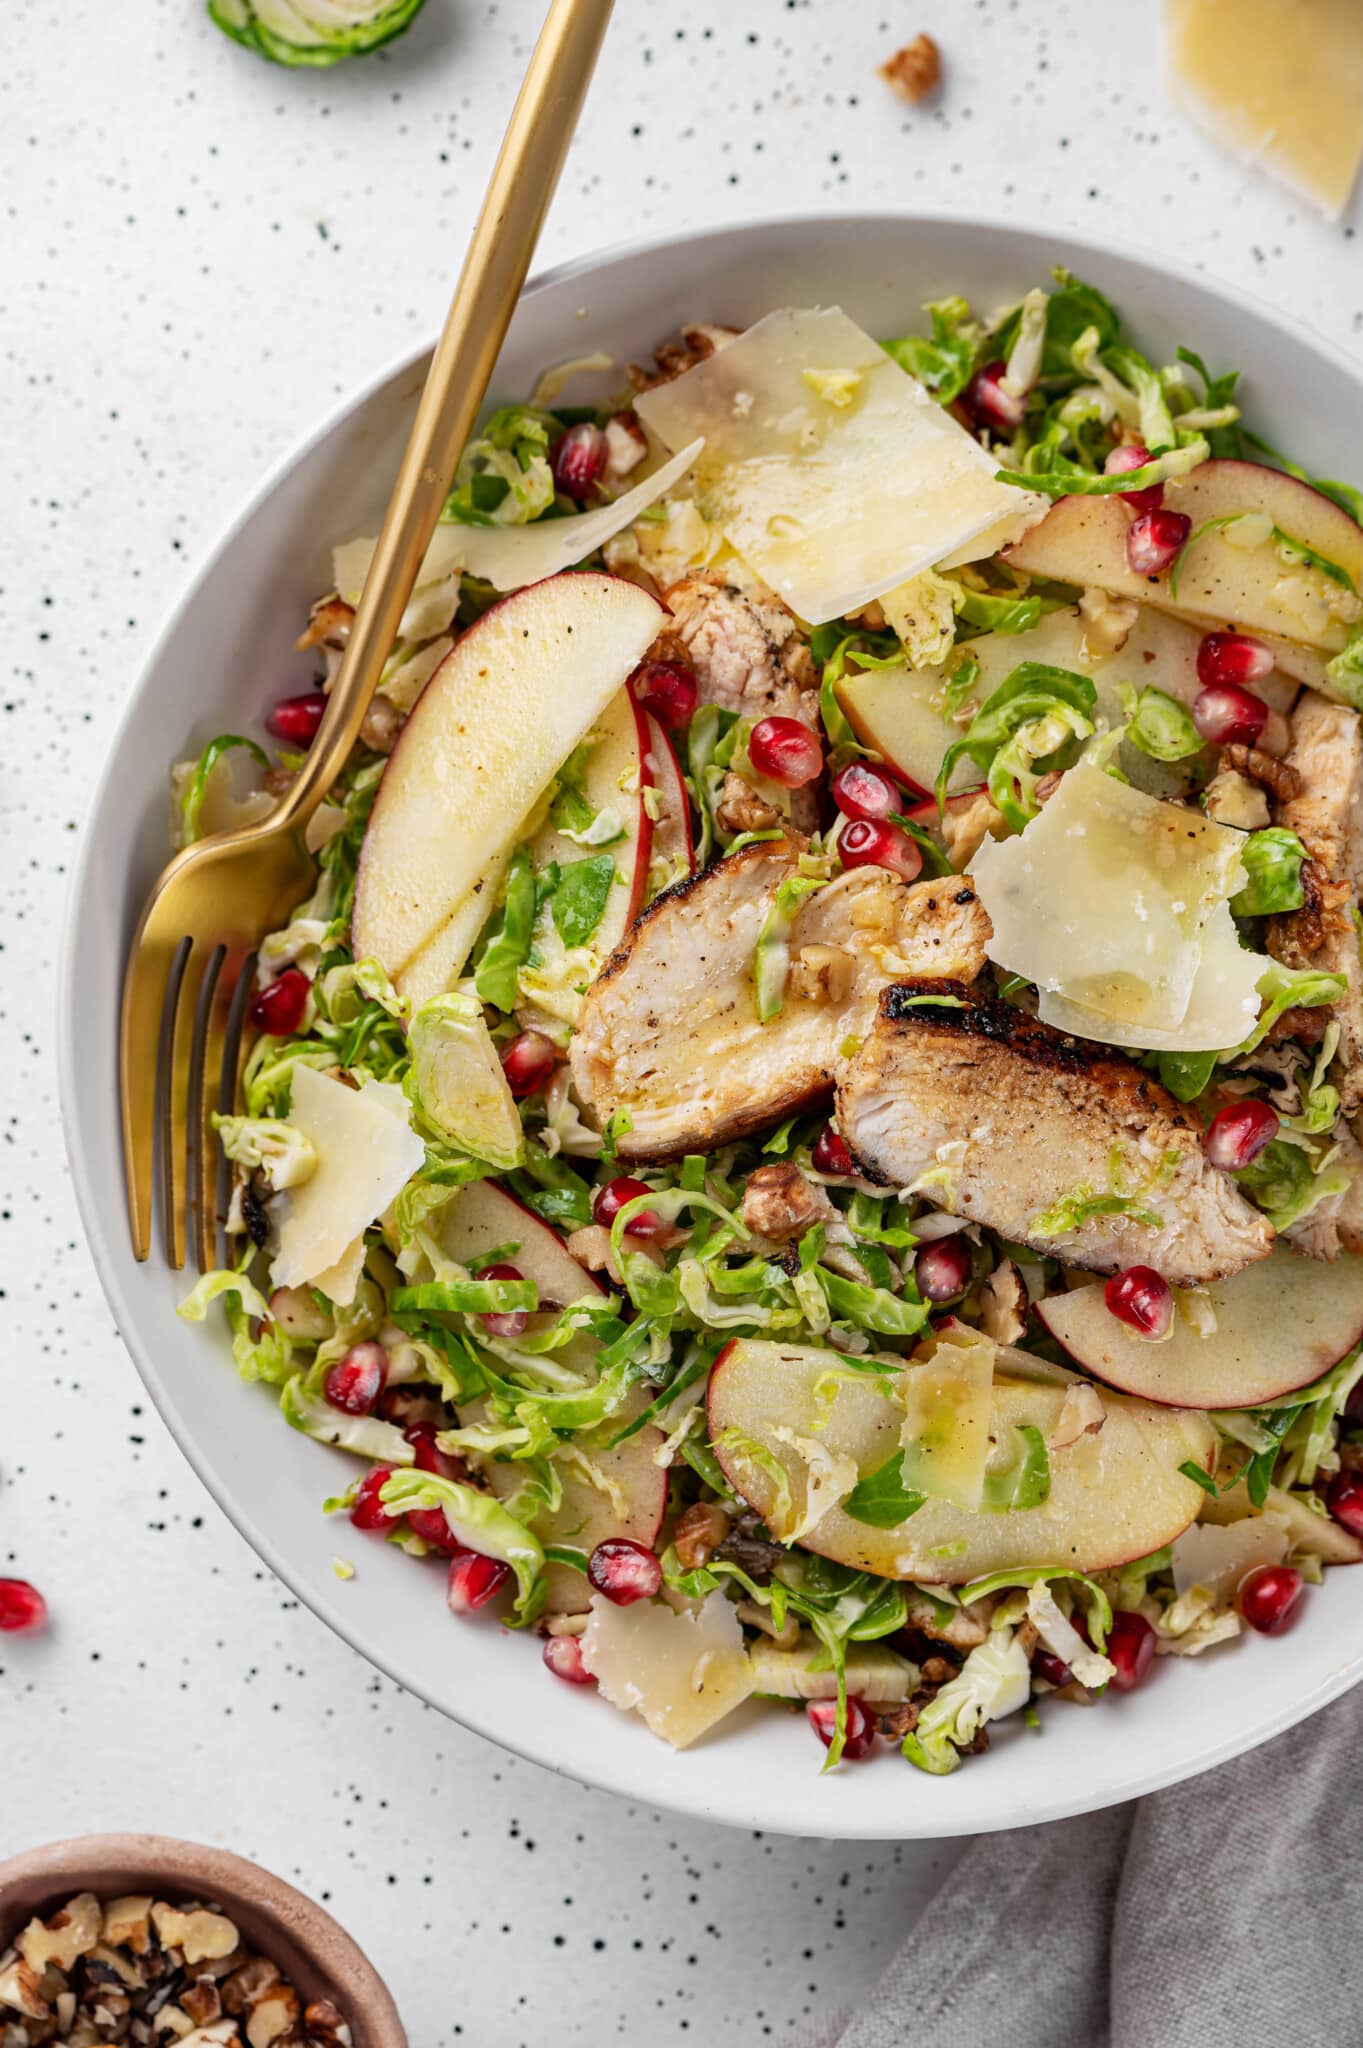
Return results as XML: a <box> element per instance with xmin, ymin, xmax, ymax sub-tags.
<box><xmin>1004</xmin><ymin>459</ymin><xmax>1363</xmax><ymax>658</ymax></box>
<box><xmin>706</xmin><ymin>1336</ymin><xmax>1215</xmax><ymax>1585</ymax></box>
<box><xmin>643</xmin><ymin>711</ymin><xmax>696</xmax><ymax>881</ymax></box>
<box><xmin>435</xmin><ymin>1178</ymin><xmax>667</xmax><ymax>1613</ymax></box>
<box><xmin>353</xmin><ymin>572</ymin><xmax>665</xmax><ymax>992</ymax></box>
<box><xmin>1037</xmin><ymin>1245</ymin><xmax>1363</xmax><ymax>1410</ymax></box>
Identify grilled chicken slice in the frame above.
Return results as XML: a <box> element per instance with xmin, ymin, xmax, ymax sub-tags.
<box><xmin>570</xmin><ymin>840</ymin><xmax>990</xmax><ymax>1163</ymax></box>
<box><xmin>837</xmin><ymin>982</ymin><xmax>1274</xmax><ymax>1285</ymax></box>
<box><xmin>1267</xmin><ymin>690</ymin><xmax>1363</xmax><ymax>1110</ymax></box>
<box><xmin>662</xmin><ymin>573</ymin><xmax>818</xmax><ymax>727</ymax></box>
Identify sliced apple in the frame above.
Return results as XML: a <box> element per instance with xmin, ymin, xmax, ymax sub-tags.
<box><xmin>706</xmin><ymin>1337</ymin><xmax>1214</xmax><ymax>1586</ymax></box>
<box><xmin>1005</xmin><ymin>459</ymin><xmax>1363</xmax><ymax>656</ymax></box>
<box><xmin>352</xmin><ymin>572</ymin><xmax>665</xmax><ymax>986</ymax></box>
<box><xmin>642</xmin><ymin>712</ymin><xmax>696</xmax><ymax>883</ymax></box>
<box><xmin>1038</xmin><ymin>1247</ymin><xmax>1363</xmax><ymax>1409</ymax></box>
<box><xmin>435</xmin><ymin>1179</ymin><xmax>667</xmax><ymax>1612</ymax></box>
<box><xmin>1202</xmin><ymin>1480</ymin><xmax>1363</xmax><ymax>1564</ymax></box>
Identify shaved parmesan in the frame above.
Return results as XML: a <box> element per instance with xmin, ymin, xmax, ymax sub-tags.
<box><xmin>897</xmin><ymin>1327</ymin><xmax>995</xmax><ymax>1512</ymax></box>
<box><xmin>636</xmin><ymin>307</ymin><xmax>1043</xmax><ymax>625</ymax></box>
<box><xmin>312</xmin><ymin>1235</ymin><xmax>367</xmax><ymax>1309</ymax></box>
<box><xmin>1039</xmin><ymin>899</ymin><xmax>1268</xmax><ymax>1052</ymax></box>
<box><xmin>270</xmin><ymin>1067</ymin><xmax>424</xmax><ymax>1296</ymax></box>
<box><xmin>1171</xmin><ymin>1511</ymin><xmax>1290</xmax><ymax>1598</ymax></box>
<box><xmin>973</xmin><ymin>765</ymin><xmax>1248</xmax><ymax>1036</ymax></box>
<box><xmin>337</xmin><ymin>442</ymin><xmax>704</xmax><ymax>603</ymax></box>
<box><xmin>580</xmin><ymin>1591</ymin><xmax>754</xmax><ymax>1749</ymax></box>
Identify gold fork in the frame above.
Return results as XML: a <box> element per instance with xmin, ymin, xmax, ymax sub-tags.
<box><xmin>120</xmin><ymin>0</ymin><xmax>614</xmax><ymax>1273</ymax></box>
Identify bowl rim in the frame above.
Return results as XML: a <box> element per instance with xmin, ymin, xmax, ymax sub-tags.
<box><xmin>57</xmin><ymin>206</ymin><xmax>1363</xmax><ymax>1840</ymax></box>
<box><xmin>0</xmin><ymin>1832</ymin><xmax>406</xmax><ymax>2045</ymax></box>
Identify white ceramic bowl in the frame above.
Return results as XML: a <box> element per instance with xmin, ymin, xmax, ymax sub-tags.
<box><xmin>60</xmin><ymin>212</ymin><xmax>1363</xmax><ymax>1839</ymax></box>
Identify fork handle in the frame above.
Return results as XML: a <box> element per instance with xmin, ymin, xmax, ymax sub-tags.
<box><xmin>275</xmin><ymin>0</ymin><xmax>615</xmax><ymax>829</ymax></box>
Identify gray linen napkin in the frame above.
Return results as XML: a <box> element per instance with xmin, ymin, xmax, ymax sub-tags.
<box><xmin>807</xmin><ymin>1685</ymin><xmax>1362</xmax><ymax>2048</ymax></box>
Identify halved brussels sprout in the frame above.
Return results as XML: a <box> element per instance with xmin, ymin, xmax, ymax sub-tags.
<box><xmin>208</xmin><ymin>0</ymin><xmax>427</xmax><ymax>67</ymax></box>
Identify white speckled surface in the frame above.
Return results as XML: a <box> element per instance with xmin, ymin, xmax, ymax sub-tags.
<box><xmin>5</xmin><ymin>2</ymin><xmax>1363</xmax><ymax>2040</ymax></box>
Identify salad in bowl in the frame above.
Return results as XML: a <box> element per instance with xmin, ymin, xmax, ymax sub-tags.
<box><xmin>174</xmin><ymin>269</ymin><xmax>1363</xmax><ymax>1778</ymax></box>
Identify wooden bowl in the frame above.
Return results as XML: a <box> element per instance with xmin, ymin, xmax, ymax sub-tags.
<box><xmin>0</xmin><ymin>1834</ymin><xmax>406</xmax><ymax>2047</ymax></box>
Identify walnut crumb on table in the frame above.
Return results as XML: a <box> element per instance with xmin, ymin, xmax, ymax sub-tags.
<box><xmin>879</xmin><ymin>33</ymin><xmax>942</xmax><ymax>104</ymax></box>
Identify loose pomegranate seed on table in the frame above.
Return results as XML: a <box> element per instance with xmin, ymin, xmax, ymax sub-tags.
<box><xmin>593</xmin><ymin>1175</ymin><xmax>663</xmax><ymax>1236</ymax></box>
<box><xmin>811</xmin><ymin>1124</ymin><xmax>856</xmax><ymax>1177</ymax></box>
<box><xmin>1106</xmin><ymin>1610</ymin><xmax>1156</xmax><ymax>1690</ymax></box>
<box><xmin>807</xmin><ymin>1696</ymin><xmax>877</xmax><ymax>1759</ymax></box>
<box><xmin>748</xmin><ymin>715</ymin><xmax>824</xmax><ymax>788</ymax></box>
<box><xmin>629</xmin><ymin>657</ymin><xmax>698</xmax><ymax>732</ymax></box>
<box><xmin>831</xmin><ymin>760</ymin><xmax>901</xmax><ymax>820</ymax></box>
<box><xmin>1125</xmin><ymin>507</ymin><xmax>1191</xmax><ymax>577</ymax></box>
<box><xmin>0</xmin><ymin>1578</ymin><xmax>48</xmax><ymax>1633</ymax></box>
<box><xmin>479</xmin><ymin>1261</ymin><xmax>530</xmax><ymax>1339</ymax></box>
<box><xmin>447</xmin><ymin>1550</ymin><xmax>511</xmax><ymax>1614</ymax></box>
<box><xmin>1191</xmin><ymin>679</ymin><xmax>1270</xmax><ymax>747</ymax></box>
<box><xmin>349</xmin><ymin>1464</ymin><xmax>397</xmax><ymax>1532</ymax></box>
<box><xmin>1239</xmin><ymin>1564</ymin><xmax>1305</xmax><ymax>1636</ymax></box>
<box><xmin>1204</xmin><ymin>1100</ymin><xmax>1278</xmax><ymax>1171</ymax></box>
<box><xmin>915</xmin><ymin>1235</ymin><xmax>973</xmax><ymax>1302</ymax></box>
<box><xmin>1103</xmin><ymin>1265</ymin><xmax>1173</xmax><ymax>1341</ymax></box>
<box><xmin>837</xmin><ymin>816</ymin><xmax>923</xmax><ymax>884</ymax></box>
<box><xmin>962</xmin><ymin>361</ymin><xmax>1026</xmax><ymax>436</ymax></box>
<box><xmin>248</xmin><ymin>965</ymin><xmax>310</xmax><ymax>1036</ymax></box>
<box><xmin>1103</xmin><ymin>442</ymin><xmax>1164</xmax><ymax>517</ymax></box>
<box><xmin>1326</xmin><ymin>1470</ymin><xmax>1363</xmax><ymax>1537</ymax></box>
<box><xmin>542</xmin><ymin>1633</ymin><xmax>593</xmax><ymax>1684</ymax></box>
<box><xmin>501</xmin><ymin>1029</ymin><xmax>557</xmax><ymax>1099</ymax></box>
<box><xmin>550</xmin><ymin>420</ymin><xmax>608</xmax><ymax>500</ymax></box>
<box><xmin>265</xmin><ymin>689</ymin><xmax>327</xmax><ymax>747</ymax></box>
<box><xmin>323</xmin><ymin>1341</ymin><xmax>388</xmax><ymax>1416</ymax></box>
<box><xmin>587</xmin><ymin>1537</ymin><xmax>662</xmax><ymax>1606</ymax></box>
<box><xmin>1196</xmin><ymin>630</ymin><xmax>1275</xmax><ymax>691</ymax></box>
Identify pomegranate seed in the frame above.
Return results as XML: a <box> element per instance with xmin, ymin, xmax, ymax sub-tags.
<box><xmin>479</xmin><ymin>1261</ymin><xmax>530</xmax><ymax>1339</ymax></box>
<box><xmin>629</xmin><ymin>657</ymin><xmax>698</xmax><ymax>732</ymax></box>
<box><xmin>1239</xmin><ymin>1563</ymin><xmax>1304</xmax><ymax>1636</ymax></box>
<box><xmin>1106</xmin><ymin>1610</ymin><xmax>1157</xmax><ymax>1689</ymax></box>
<box><xmin>542</xmin><ymin>1633</ymin><xmax>592</xmax><ymax>1684</ymax></box>
<box><xmin>500</xmin><ymin>1029</ymin><xmax>557</xmax><ymax>1099</ymax></box>
<box><xmin>1031</xmin><ymin>1647</ymin><xmax>1073</xmax><ymax>1688</ymax></box>
<box><xmin>915</xmin><ymin>1235</ymin><xmax>972</xmax><ymax>1302</ymax></box>
<box><xmin>550</xmin><ymin>421</ymin><xmax>608</xmax><ymax>500</ymax></box>
<box><xmin>748</xmin><ymin>716</ymin><xmax>824</xmax><ymax>789</ymax></box>
<box><xmin>323</xmin><ymin>1341</ymin><xmax>388</xmax><ymax>1416</ymax></box>
<box><xmin>1126</xmin><ymin>508</ymin><xmax>1191</xmax><ymax>577</ymax></box>
<box><xmin>587</xmin><ymin>1537</ymin><xmax>662</xmax><ymax>1606</ymax></box>
<box><xmin>1192</xmin><ymin>680</ymin><xmax>1269</xmax><ymax>748</ymax></box>
<box><xmin>807</xmin><ymin>1696</ymin><xmax>877</xmax><ymax>1759</ymax></box>
<box><xmin>811</xmin><ymin>1125</ymin><xmax>856</xmax><ymax>1177</ymax></box>
<box><xmin>249</xmin><ymin>966</ymin><xmax>309</xmax><ymax>1036</ymax></box>
<box><xmin>1327</xmin><ymin>1470</ymin><xmax>1363</xmax><ymax>1537</ymax></box>
<box><xmin>0</xmin><ymin>1579</ymin><xmax>48</xmax><ymax>1634</ymax></box>
<box><xmin>1204</xmin><ymin>1099</ymin><xmax>1278</xmax><ymax>1171</ymax></box>
<box><xmin>592</xmin><ymin>1175</ymin><xmax>662</xmax><ymax>1237</ymax></box>
<box><xmin>1103</xmin><ymin>1265</ymin><xmax>1173</xmax><ymax>1341</ymax></box>
<box><xmin>831</xmin><ymin>760</ymin><xmax>901</xmax><ymax>821</ymax></box>
<box><xmin>1197</xmin><ymin>631</ymin><xmax>1275</xmax><ymax>691</ymax></box>
<box><xmin>837</xmin><ymin>816</ymin><xmax>923</xmax><ymax>884</ymax></box>
<box><xmin>266</xmin><ymin>690</ymin><xmax>326</xmax><ymax>747</ymax></box>
<box><xmin>403</xmin><ymin>1424</ymin><xmax>463</xmax><ymax>1479</ymax></box>
<box><xmin>349</xmin><ymin>1465</ymin><xmax>397</xmax><ymax>1532</ymax></box>
<box><xmin>1104</xmin><ymin>442</ymin><xmax>1164</xmax><ymax>517</ymax></box>
<box><xmin>447</xmin><ymin>1550</ymin><xmax>511</xmax><ymax>1614</ymax></box>
<box><xmin>962</xmin><ymin>361</ymin><xmax>1026</xmax><ymax>436</ymax></box>
<box><xmin>1345</xmin><ymin>1380</ymin><xmax>1363</xmax><ymax>1427</ymax></box>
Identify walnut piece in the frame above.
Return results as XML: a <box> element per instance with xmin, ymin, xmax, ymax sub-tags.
<box><xmin>1219</xmin><ymin>741</ymin><xmax>1302</xmax><ymax>805</ymax></box>
<box><xmin>151</xmin><ymin>1905</ymin><xmax>240</xmax><ymax>1967</ymax></box>
<box><xmin>100</xmin><ymin>1895</ymin><xmax>154</xmax><ymax>1955</ymax></box>
<box><xmin>878</xmin><ymin>32</ymin><xmax>941</xmax><ymax>104</ymax></box>
<box><xmin>673</xmin><ymin>1501</ymin><xmax>731</xmax><ymax>1571</ymax></box>
<box><xmin>789</xmin><ymin>943</ymin><xmax>854</xmax><ymax>1006</ymax></box>
<box><xmin>714</xmin><ymin>770</ymin><xmax>780</xmax><ymax>837</ymax></box>
<box><xmin>739</xmin><ymin>1161</ymin><xmax>836</xmax><ymax>1243</ymax></box>
<box><xmin>17</xmin><ymin>1892</ymin><xmax>101</xmax><ymax>1973</ymax></box>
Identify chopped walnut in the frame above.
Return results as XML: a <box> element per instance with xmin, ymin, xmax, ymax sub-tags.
<box><xmin>740</xmin><ymin>1161</ymin><xmax>836</xmax><ymax>1243</ymax></box>
<box><xmin>941</xmin><ymin>788</ymin><xmax>1007</xmax><ymax>869</ymax></box>
<box><xmin>714</xmin><ymin>770</ymin><xmax>780</xmax><ymax>837</ymax></box>
<box><xmin>627</xmin><ymin>322</ymin><xmax>741</xmax><ymax>393</ymax></box>
<box><xmin>878</xmin><ymin>32</ymin><xmax>942</xmax><ymax>104</ymax></box>
<box><xmin>904</xmin><ymin>1591</ymin><xmax>996</xmax><ymax>1649</ymax></box>
<box><xmin>294</xmin><ymin>594</ymin><xmax>354</xmax><ymax>654</ymax></box>
<box><xmin>788</xmin><ymin>943</ymin><xmax>855</xmax><ymax>1006</ymax></box>
<box><xmin>1219</xmin><ymin>741</ymin><xmax>1302</xmax><ymax>805</ymax></box>
<box><xmin>17</xmin><ymin>1892</ymin><xmax>101</xmax><ymax>1973</ymax></box>
<box><xmin>979</xmin><ymin>1259</ymin><xmax>1027</xmax><ymax>1345</ymax></box>
<box><xmin>673</xmin><ymin>1501</ymin><xmax>731</xmax><ymax>1570</ymax></box>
